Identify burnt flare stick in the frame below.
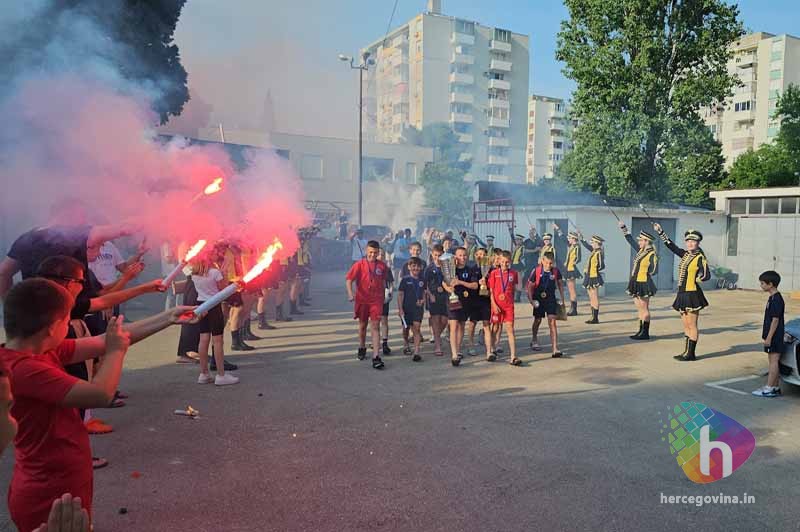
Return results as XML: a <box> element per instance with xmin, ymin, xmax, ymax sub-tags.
<box><xmin>193</xmin><ymin>283</ymin><xmax>240</xmax><ymax>316</ymax></box>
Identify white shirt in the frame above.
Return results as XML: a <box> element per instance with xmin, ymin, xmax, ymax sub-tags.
<box><xmin>89</xmin><ymin>242</ymin><xmax>124</xmax><ymax>285</ymax></box>
<box><xmin>192</xmin><ymin>268</ymin><xmax>224</xmax><ymax>301</ymax></box>
<box><xmin>351</xmin><ymin>238</ymin><xmax>367</xmax><ymax>261</ymax></box>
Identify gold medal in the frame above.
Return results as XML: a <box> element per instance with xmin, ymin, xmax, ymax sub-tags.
<box><xmin>499</xmin><ymin>294</ymin><xmax>506</xmax><ymax>301</ymax></box>
<box><xmin>437</xmin><ymin>287</ymin><xmax>443</xmax><ymax>293</ymax></box>
<box><xmin>540</xmin><ymin>292</ymin><xmax>547</xmax><ymax>299</ymax></box>
<box><xmin>463</xmin><ymin>291</ymin><xmax>469</xmax><ymax>298</ymax></box>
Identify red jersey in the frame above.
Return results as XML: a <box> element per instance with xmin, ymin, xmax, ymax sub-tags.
<box><xmin>487</xmin><ymin>268</ymin><xmax>518</xmax><ymax>305</ymax></box>
<box><xmin>0</xmin><ymin>341</ymin><xmax>93</xmax><ymax>526</ymax></box>
<box><xmin>346</xmin><ymin>259</ymin><xmax>389</xmax><ymax>305</ymax></box>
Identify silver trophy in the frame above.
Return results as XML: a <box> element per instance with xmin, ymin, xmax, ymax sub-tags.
<box><xmin>478</xmin><ymin>259</ymin><xmax>491</xmax><ymax>297</ymax></box>
<box><xmin>440</xmin><ymin>256</ymin><xmax>462</xmax><ymax>311</ymax></box>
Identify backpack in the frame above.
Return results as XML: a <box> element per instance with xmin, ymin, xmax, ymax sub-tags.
<box><xmin>527</xmin><ymin>264</ymin><xmax>560</xmax><ymax>291</ymax></box>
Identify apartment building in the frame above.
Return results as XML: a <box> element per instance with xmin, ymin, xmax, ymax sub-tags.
<box><xmin>360</xmin><ymin>0</ymin><xmax>530</xmax><ymax>184</ymax></box>
<box><xmin>526</xmin><ymin>95</ymin><xmax>573</xmax><ymax>184</ymax></box>
<box><xmin>703</xmin><ymin>32</ymin><xmax>800</xmax><ymax>167</ymax></box>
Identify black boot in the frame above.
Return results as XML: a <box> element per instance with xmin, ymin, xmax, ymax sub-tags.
<box><xmin>258</xmin><ymin>312</ymin><xmax>276</xmax><ymax>330</ymax></box>
<box><xmin>673</xmin><ymin>336</ymin><xmax>690</xmax><ymax>360</ymax></box>
<box><xmin>382</xmin><ymin>339</ymin><xmax>391</xmax><ymax>355</ymax></box>
<box><xmin>637</xmin><ymin>321</ymin><xmax>651</xmax><ymax>340</ymax></box>
<box><xmin>231</xmin><ymin>330</ymin><xmax>255</xmax><ymax>351</ymax></box>
<box><xmin>585</xmin><ymin>308</ymin><xmax>599</xmax><ymax>324</ymax></box>
<box><xmin>242</xmin><ymin>320</ymin><xmax>262</xmax><ymax>341</ymax></box>
<box><xmin>299</xmin><ymin>293</ymin><xmax>311</xmax><ymax>307</ymax></box>
<box><xmin>290</xmin><ymin>301</ymin><xmax>304</xmax><ymax>315</ymax></box>
<box><xmin>567</xmin><ymin>300</ymin><xmax>578</xmax><ymax>316</ymax></box>
<box><xmin>676</xmin><ymin>339</ymin><xmax>697</xmax><ymax>362</ymax></box>
<box><xmin>630</xmin><ymin>320</ymin><xmax>643</xmax><ymax>340</ymax></box>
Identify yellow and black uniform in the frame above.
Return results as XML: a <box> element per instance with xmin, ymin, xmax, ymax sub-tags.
<box><xmin>296</xmin><ymin>239</ymin><xmax>312</xmax><ymax>279</ymax></box>
<box><xmin>581</xmin><ymin>236</ymin><xmax>605</xmax><ymax>289</ymax></box>
<box><xmin>539</xmin><ymin>233</ymin><xmax>556</xmax><ymax>264</ymax></box>
<box><xmin>564</xmin><ymin>241</ymin><xmax>582</xmax><ymax>280</ymax></box>
<box><xmin>624</xmin><ymin>231</ymin><xmax>658</xmax><ymax>298</ymax></box>
<box><xmin>660</xmin><ymin>229</ymin><xmax>710</xmax><ymax>313</ymax></box>
<box><xmin>511</xmin><ymin>237</ymin><xmax>526</xmax><ymax>273</ymax></box>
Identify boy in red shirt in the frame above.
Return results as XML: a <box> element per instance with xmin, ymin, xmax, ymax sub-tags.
<box><xmin>0</xmin><ymin>278</ymin><xmax>195</xmax><ymax>531</ymax></box>
<box><xmin>345</xmin><ymin>240</ymin><xmax>389</xmax><ymax>369</ymax></box>
<box><xmin>488</xmin><ymin>251</ymin><xmax>521</xmax><ymax>366</ymax></box>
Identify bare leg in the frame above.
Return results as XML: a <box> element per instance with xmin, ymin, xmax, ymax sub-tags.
<box><xmin>412</xmin><ymin>323</ymin><xmax>422</xmax><ymax>353</ymax></box>
<box><xmin>567</xmin><ymin>279</ymin><xmax>576</xmax><ymax>304</ymax></box>
<box><xmin>686</xmin><ymin>312</ymin><xmax>699</xmax><ymax>342</ymax></box>
<box><xmin>548</xmin><ymin>317</ymin><xmax>559</xmax><ymax>353</ymax></box>
<box><xmin>432</xmin><ymin>316</ymin><xmax>445</xmax><ymax>353</ymax></box>
<box><xmin>481</xmin><ymin>321</ymin><xmax>492</xmax><ymax>356</ymax></box>
<box><xmin>211</xmin><ymin>335</ymin><xmax>225</xmax><ymax>377</ymax></box>
<box><xmin>504</xmin><ymin>321</ymin><xmax>516</xmax><ymax>359</ymax></box>
<box><xmin>402</xmin><ymin>320</ymin><xmax>410</xmax><ymax>348</ymax></box>
<box><xmin>370</xmin><ymin>320</ymin><xmax>381</xmax><ymax>359</ymax></box>
<box><xmin>358</xmin><ymin>320</ymin><xmax>368</xmax><ymax>348</ymax></box>
<box><xmin>767</xmin><ymin>352</ymin><xmax>781</xmax><ymax>388</ymax></box>
<box><xmin>531</xmin><ymin>317</ymin><xmax>542</xmax><ymax>347</ymax></box>
<box><xmin>198</xmin><ymin>333</ymin><xmax>211</xmax><ymax>374</ymax></box>
<box><xmin>642</xmin><ymin>298</ymin><xmax>651</xmax><ymax>322</ymax></box>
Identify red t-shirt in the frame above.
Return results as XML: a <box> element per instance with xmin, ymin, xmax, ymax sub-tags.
<box><xmin>487</xmin><ymin>268</ymin><xmax>518</xmax><ymax>305</ymax></box>
<box><xmin>346</xmin><ymin>259</ymin><xmax>389</xmax><ymax>305</ymax></box>
<box><xmin>0</xmin><ymin>341</ymin><xmax>92</xmax><ymax>511</ymax></box>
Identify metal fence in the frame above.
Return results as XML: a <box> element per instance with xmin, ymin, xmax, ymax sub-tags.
<box><xmin>472</xmin><ymin>199</ymin><xmax>515</xmax><ymax>251</ymax></box>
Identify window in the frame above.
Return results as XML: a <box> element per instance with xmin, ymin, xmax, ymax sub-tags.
<box><xmin>340</xmin><ymin>158</ymin><xmax>353</xmax><ymax>181</ymax></box>
<box><xmin>770</xmin><ymin>69</ymin><xmax>783</xmax><ymax>80</ymax></box>
<box><xmin>300</xmin><ymin>154</ymin><xmax>323</xmax><ymax>180</ymax></box>
<box><xmin>780</xmin><ymin>197</ymin><xmax>798</xmax><ymax>214</ymax></box>
<box><xmin>489</xmin><ymin>72</ymin><xmax>505</xmax><ymax>80</ymax></box>
<box><xmin>771</xmin><ymin>51</ymin><xmax>783</xmax><ymax>62</ymax></box>
<box><xmin>493</xmin><ymin>28</ymin><xmax>511</xmax><ymax>43</ymax></box>
<box><xmin>749</xmin><ymin>198</ymin><xmax>763</xmax><ymax>215</ymax></box>
<box><xmin>764</xmin><ymin>198</ymin><xmax>780</xmax><ymax>214</ymax></box>
<box><xmin>553</xmin><ymin>141</ymin><xmax>563</xmax><ymax>150</ymax></box>
<box><xmin>726</xmin><ymin>217</ymin><xmax>738</xmax><ymax>256</ymax></box>
<box><xmin>406</xmin><ymin>162</ymin><xmax>418</xmax><ymax>184</ymax></box>
<box><xmin>730</xmin><ymin>198</ymin><xmax>747</xmax><ymax>215</ymax></box>
<box><xmin>734</xmin><ymin>101</ymin><xmax>751</xmax><ymax>112</ymax></box>
<box><xmin>363</xmin><ymin>157</ymin><xmax>394</xmax><ymax>181</ymax></box>
<box><xmin>455</xmin><ymin>19</ymin><xmax>475</xmax><ymax>35</ymax></box>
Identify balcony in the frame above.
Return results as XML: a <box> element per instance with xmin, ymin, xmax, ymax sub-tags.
<box><xmin>489</xmin><ymin>59</ymin><xmax>512</xmax><ymax>72</ymax></box>
<box><xmin>457</xmin><ymin>133</ymin><xmax>473</xmax><ymax>143</ymax></box>
<box><xmin>549</xmin><ymin>106</ymin><xmax>565</xmax><ymax>118</ymax></box>
<box><xmin>450</xmin><ymin>92</ymin><xmax>474</xmax><ymax>104</ymax></box>
<box><xmin>450</xmin><ymin>72</ymin><xmax>475</xmax><ymax>85</ymax></box>
<box><xmin>488</xmin><ymin>137</ymin><xmax>509</xmax><ymax>147</ymax></box>
<box><xmin>488</xmin><ymin>98</ymin><xmax>509</xmax><ymax>109</ymax></box>
<box><xmin>490</xmin><ymin>40</ymin><xmax>512</xmax><ymax>53</ymax></box>
<box><xmin>451</xmin><ymin>52</ymin><xmax>475</xmax><ymax>65</ymax></box>
<box><xmin>734</xmin><ymin>109</ymin><xmax>756</xmax><ymax>122</ymax></box>
<box><xmin>451</xmin><ymin>32</ymin><xmax>476</xmax><ymax>46</ymax></box>
<box><xmin>391</xmin><ymin>34</ymin><xmax>409</xmax><ymax>48</ymax></box>
<box><xmin>488</xmin><ymin>173</ymin><xmax>511</xmax><ymax>182</ymax></box>
<box><xmin>488</xmin><ymin>79</ymin><xmax>511</xmax><ymax>91</ymax></box>
<box><xmin>736</xmin><ymin>52</ymin><xmax>757</xmax><ymax>68</ymax></box>
<box><xmin>489</xmin><ymin>117</ymin><xmax>510</xmax><ymax>128</ymax></box>
<box><xmin>451</xmin><ymin>112</ymin><xmax>474</xmax><ymax>124</ymax></box>
<box><xmin>488</xmin><ymin>155</ymin><xmax>509</xmax><ymax>165</ymax></box>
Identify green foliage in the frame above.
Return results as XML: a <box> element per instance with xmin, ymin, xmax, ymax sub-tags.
<box><xmin>555</xmin><ymin>0</ymin><xmax>743</xmax><ymax>204</ymax></box>
<box><xmin>662</xmin><ymin>119</ymin><xmax>726</xmax><ymax>206</ymax></box>
<box><xmin>775</xmin><ymin>84</ymin><xmax>800</xmax><ymax>169</ymax></box>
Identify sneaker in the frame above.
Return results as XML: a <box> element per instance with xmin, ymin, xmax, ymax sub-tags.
<box><xmin>530</xmin><ymin>342</ymin><xmax>541</xmax><ymax>352</ymax></box>
<box><xmin>215</xmin><ymin>373</ymin><xmax>240</xmax><ymax>386</ymax></box>
<box><xmin>751</xmin><ymin>386</ymin><xmax>781</xmax><ymax>398</ymax></box>
<box><xmin>197</xmin><ymin>373</ymin><xmax>213</xmax><ymax>384</ymax></box>
<box><xmin>85</xmin><ymin>419</ymin><xmax>113</xmax><ymax>434</ymax></box>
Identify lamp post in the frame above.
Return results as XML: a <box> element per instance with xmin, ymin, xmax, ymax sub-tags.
<box><xmin>339</xmin><ymin>51</ymin><xmax>372</xmax><ymax>227</ymax></box>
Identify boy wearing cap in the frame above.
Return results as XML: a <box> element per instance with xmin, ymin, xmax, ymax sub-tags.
<box><xmin>618</xmin><ymin>222</ymin><xmax>658</xmax><ymax>340</ymax></box>
<box><xmin>580</xmin><ymin>234</ymin><xmax>606</xmax><ymax>324</ymax></box>
<box><xmin>654</xmin><ymin>224</ymin><xmax>710</xmax><ymax>361</ymax></box>
<box><xmin>563</xmin><ymin>231</ymin><xmax>583</xmax><ymax>316</ymax></box>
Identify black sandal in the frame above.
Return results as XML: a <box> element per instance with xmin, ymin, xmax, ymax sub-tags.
<box><xmin>357</xmin><ymin>347</ymin><xmax>367</xmax><ymax>360</ymax></box>
<box><xmin>509</xmin><ymin>357</ymin><xmax>522</xmax><ymax>366</ymax></box>
<box><xmin>412</xmin><ymin>353</ymin><xmax>422</xmax><ymax>362</ymax></box>
<box><xmin>372</xmin><ymin>356</ymin><xmax>385</xmax><ymax>369</ymax></box>
<box><xmin>451</xmin><ymin>354</ymin><xmax>462</xmax><ymax>367</ymax></box>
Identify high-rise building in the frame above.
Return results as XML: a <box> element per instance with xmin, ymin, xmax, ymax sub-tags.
<box><xmin>361</xmin><ymin>1</ymin><xmax>530</xmax><ymax>183</ymax></box>
<box><xmin>703</xmin><ymin>32</ymin><xmax>800</xmax><ymax>167</ymax></box>
<box><xmin>526</xmin><ymin>95</ymin><xmax>573</xmax><ymax>184</ymax></box>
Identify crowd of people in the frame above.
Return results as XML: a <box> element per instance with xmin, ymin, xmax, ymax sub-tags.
<box><xmin>344</xmin><ymin>223</ymin><xmax>787</xmax><ymax>397</ymax></box>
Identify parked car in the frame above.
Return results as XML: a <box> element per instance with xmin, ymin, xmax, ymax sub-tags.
<box><xmin>779</xmin><ymin>317</ymin><xmax>800</xmax><ymax>387</ymax></box>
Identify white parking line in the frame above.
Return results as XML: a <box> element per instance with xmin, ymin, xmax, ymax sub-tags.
<box><xmin>704</xmin><ymin>375</ymin><xmax>763</xmax><ymax>396</ymax></box>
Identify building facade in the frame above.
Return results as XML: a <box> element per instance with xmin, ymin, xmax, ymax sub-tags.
<box><xmin>360</xmin><ymin>0</ymin><xmax>530</xmax><ymax>184</ymax></box>
<box><xmin>703</xmin><ymin>32</ymin><xmax>800</xmax><ymax>167</ymax></box>
<box><xmin>526</xmin><ymin>95</ymin><xmax>573</xmax><ymax>183</ymax></box>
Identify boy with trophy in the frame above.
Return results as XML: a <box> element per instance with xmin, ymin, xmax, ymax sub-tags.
<box><xmin>424</xmin><ymin>244</ymin><xmax>449</xmax><ymax>357</ymax></box>
<box><xmin>443</xmin><ymin>247</ymin><xmax>490</xmax><ymax>366</ymax></box>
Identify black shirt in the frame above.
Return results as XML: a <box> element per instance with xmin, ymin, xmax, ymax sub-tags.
<box><xmin>424</xmin><ymin>263</ymin><xmax>445</xmax><ymax>296</ymax></box>
<box><xmin>523</xmin><ymin>236</ymin><xmax>543</xmax><ymax>266</ymax></box>
<box><xmin>763</xmin><ymin>292</ymin><xmax>785</xmax><ymax>350</ymax></box>
<box><xmin>8</xmin><ymin>225</ymin><xmax>92</xmax><ymax>278</ymax></box>
<box><xmin>454</xmin><ymin>264</ymin><xmax>481</xmax><ymax>302</ymax></box>
<box><xmin>399</xmin><ymin>275</ymin><xmax>427</xmax><ymax>311</ymax></box>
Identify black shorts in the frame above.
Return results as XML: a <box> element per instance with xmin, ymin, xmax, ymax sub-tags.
<box><xmin>226</xmin><ymin>292</ymin><xmax>243</xmax><ymax>307</ymax></box>
<box><xmin>382</xmin><ymin>301</ymin><xmax>391</xmax><ymax>317</ymax></box>
<box><xmin>427</xmin><ymin>293</ymin><xmax>448</xmax><ymax>317</ymax></box>
<box><xmin>533</xmin><ymin>298</ymin><xmax>558</xmax><ymax>318</ymax></box>
<box><xmin>402</xmin><ymin>305</ymin><xmax>425</xmax><ymax>325</ymax></box>
<box><xmin>197</xmin><ymin>303</ymin><xmax>225</xmax><ymax>336</ymax></box>
<box><xmin>449</xmin><ymin>302</ymin><xmax>490</xmax><ymax>323</ymax></box>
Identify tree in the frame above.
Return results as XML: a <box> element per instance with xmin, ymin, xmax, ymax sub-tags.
<box><xmin>775</xmin><ymin>84</ymin><xmax>800</xmax><ymax>170</ymax></box>
<box><xmin>662</xmin><ymin>118</ymin><xmax>726</xmax><ymax>206</ymax></box>
<box><xmin>0</xmin><ymin>0</ymin><xmax>189</xmax><ymax>124</ymax></box>
<box><xmin>555</xmin><ymin>0</ymin><xmax>743</xmax><ymax>202</ymax></box>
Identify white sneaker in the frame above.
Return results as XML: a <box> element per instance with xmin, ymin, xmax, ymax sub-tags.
<box><xmin>215</xmin><ymin>373</ymin><xmax>240</xmax><ymax>386</ymax></box>
<box><xmin>197</xmin><ymin>373</ymin><xmax>213</xmax><ymax>384</ymax></box>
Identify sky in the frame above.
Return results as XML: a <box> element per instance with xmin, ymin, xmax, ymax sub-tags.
<box><xmin>169</xmin><ymin>0</ymin><xmax>800</xmax><ymax>139</ymax></box>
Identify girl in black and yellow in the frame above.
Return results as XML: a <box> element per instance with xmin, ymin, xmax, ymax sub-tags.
<box><xmin>618</xmin><ymin>223</ymin><xmax>658</xmax><ymax>340</ymax></box>
<box><xmin>654</xmin><ymin>224</ymin><xmax>710</xmax><ymax>362</ymax></box>
<box><xmin>581</xmin><ymin>234</ymin><xmax>605</xmax><ymax>324</ymax></box>
<box><xmin>563</xmin><ymin>231</ymin><xmax>582</xmax><ymax>316</ymax></box>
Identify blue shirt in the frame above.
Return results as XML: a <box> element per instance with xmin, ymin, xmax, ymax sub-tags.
<box><xmin>394</xmin><ymin>237</ymin><xmax>410</xmax><ymax>260</ymax></box>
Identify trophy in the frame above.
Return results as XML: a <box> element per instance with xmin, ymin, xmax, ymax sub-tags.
<box><xmin>440</xmin><ymin>256</ymin><xmax>462</xmax><ymax>311</ymax></box>
<box><xmin>478</xmin><ymin>259</ymin><xmax>491</xmax><ymax>297</ymax></box>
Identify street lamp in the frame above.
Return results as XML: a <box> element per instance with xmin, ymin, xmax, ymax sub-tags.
<box><xmin>339</xmin><ymin>51</ymin><xmax>373</xmax><ymax>227</ymax></box>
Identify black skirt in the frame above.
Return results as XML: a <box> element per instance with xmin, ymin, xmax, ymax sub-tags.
<box><xmin>627</xmin><ymin>279</ymin><xmax>657</xmax><ymax>298</ymax></box>
<box><xmin>564</xmin><ymin>269</ymin><xmax>583</xmax><ymax>280</ymax></box>
<box><xmin>672</xmin><ymin>290</ymin><xmax>708</xmax><ymax>313</ymax></box>
<box><xmin>583</xmin><ymin>275</ymin><xmax>604</xmax><ymax>289</ymax></box>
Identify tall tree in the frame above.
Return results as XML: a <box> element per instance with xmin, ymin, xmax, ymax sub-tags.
<box><xmin>555</xmin><ymin>0</ymin><xmax>743</xmax><ymax>201</ymax></box>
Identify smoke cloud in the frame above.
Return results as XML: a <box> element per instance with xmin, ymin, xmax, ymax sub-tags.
<box><xmin>0</xmin><ymin>1</ymin><xmax>307</xmax><ymax>258</ymax></box>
